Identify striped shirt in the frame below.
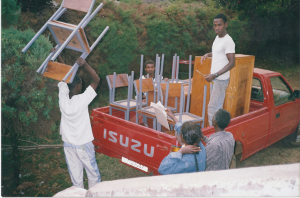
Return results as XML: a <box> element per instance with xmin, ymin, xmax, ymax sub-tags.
<box><xmin>204</xmin><ymin>131</ymin><xmax>235</xmax><ymax>171</ymax></box>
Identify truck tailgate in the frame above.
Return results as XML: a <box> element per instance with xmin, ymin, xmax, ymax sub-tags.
<box><xmin>91</xmin><ymin>107</ymin><xmax>177</xmax><ymax>175</ymax></box>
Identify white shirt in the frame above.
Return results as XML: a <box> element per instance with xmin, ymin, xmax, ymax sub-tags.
<box><xmin>58</xmin><ymin>82</ymin><xmax>97</xmax><ymax>145</ymax></box>
<box><xmin>211</xmin><ymin>34</ymin><xmax>235</xmax><ymax>80</ymax></box>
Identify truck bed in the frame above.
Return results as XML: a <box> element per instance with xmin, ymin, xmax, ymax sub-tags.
<box><xmin>91</xmin><ymin>99</ymin><xmax>268</xmax><ymax>175</ymax></box>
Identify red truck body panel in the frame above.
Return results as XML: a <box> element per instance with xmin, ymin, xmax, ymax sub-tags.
<box><xmin>91</xmin><ymin>69</ymin><xmax>300</xmax><ymax>175</ymax></box>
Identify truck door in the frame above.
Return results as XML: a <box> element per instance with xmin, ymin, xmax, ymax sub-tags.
<box><xmin>267</xmin><ymin>76</ymin><xmax>298</xmax><ymax>146</ymax></box>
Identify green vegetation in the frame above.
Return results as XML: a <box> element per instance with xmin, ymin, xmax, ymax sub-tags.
<box><xmin>1</xmin><ymin>0</ymin><xmax>20</xmax><ymax>26</ymax></box>
<box><xmin>16</xmin><ymin>0</ymin><xmax>52</xmax><ymax>12</ymax></box>
<box><xmin>1</xmin><ymin>27</ymin><xmax>58</xmax><ymax>186</ymax></box>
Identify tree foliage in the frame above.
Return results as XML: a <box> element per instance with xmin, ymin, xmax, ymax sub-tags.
<box><xmin>1</xmin><ymin>0</ymin><xmax>20</xmax><ymax>26</ymax></box>
<box><xmin>214</xmin><ymin>0</ymin><xmax>299</xmax><ymax>62</ymax></box>
<box><xmin>1</xmin><ymin>28</ymin><xmax>58</xmax><ymax>185</ymax></box>
<box><xmin>17</xmin><ymin>0</ymin><xmax>51</xmax><ymax>12</ymax></box>
<box><xmin>2</xmin><ymin>27</ymin><xmax>57</xmax><ymax>131</ymax></box>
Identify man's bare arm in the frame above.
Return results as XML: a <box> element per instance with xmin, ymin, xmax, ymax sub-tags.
<box><xmin>200</xmin><ymin>52</ymin><xmax>212</xmax><ymax>65</ymax></box>
<box><xmin>166</xmin><ymin>108</ymin><xmax>178</xmax><ymax>124</ymax></box>
<box><xmin>204</xmin><ymin>53</ymin><xmax>235</xmax><ymax>82</ymax></box>
<box><xmin>76</xmin><ymin>58</ymin><xmax>100</xmax><ymax>90</ymax></box>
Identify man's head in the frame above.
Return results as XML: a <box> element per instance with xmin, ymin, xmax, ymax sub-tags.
<box><xmin>67</xmin><ymin>75</ymin><xmax>82</xmax><ymax>95</ymax></box>
<box><xmin>212</xmin><ymin>109</ymin><xmax>231</xmax><ymax>130</ymax></box>
<box><xmin>180</xmin><ymin>122</ymin><xmax>203</xmax><ymax>146</ymax></box>
<box><xmin>213</xmin><ymin>13</ymin><xmax>228</xmax><ymax>37</ymax></box>
<box><xmin>144</xmin><ymin>60</ymin><xmax>155</xmax><ymax>77</ymax></box>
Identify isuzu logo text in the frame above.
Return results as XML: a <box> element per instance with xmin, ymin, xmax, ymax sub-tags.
<box><xmin>103</xmin><ymin>129</ymin><xmax>154</xmax><ymax>157</ymax></box>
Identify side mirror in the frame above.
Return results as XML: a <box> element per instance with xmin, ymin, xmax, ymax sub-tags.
<box><xmin>294</xmin><ymin>90</ymin><xmax>300</xmax><ymax>98</ymax></box>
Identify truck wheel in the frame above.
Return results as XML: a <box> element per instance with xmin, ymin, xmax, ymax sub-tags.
<box><xmin>282</xmin><ymin>122</ymin><xmax>300</xmax><ymax>147</ymax></box>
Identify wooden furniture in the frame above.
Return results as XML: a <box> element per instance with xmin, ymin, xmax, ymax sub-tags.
<box><xmin>106</xmin><ymin>72</ymin><xmax>139</xmax><ymax>121</ymax></box>
<box><xmin>22</xmin><ymin>0</ymin><xmax>109</xmax><ymax>83</ymax></box>
<box><xmin>161</xmin><ymin>82</ymin><xmax>206</xmax><ymax>127</ymax></box>
<box><xmin>190</xmin><ymin>54</ymin><xmax>255</xmax><ymax>127</ymax></box>
<box><xmin>134</xmin><ymin>78</ymin><xmax>158</xmax><ymax>130</ymax></box>
<box><xmin>43</xmin><ymin>61</ymin><xmax>73</xmax><ymax>83</ymax></box>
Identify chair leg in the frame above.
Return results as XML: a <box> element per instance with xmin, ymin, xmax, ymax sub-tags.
<box><xmin>153</xmin><ymin>118</ymin><xmax>157</xmax><ymax>130</ymax></box>
<box><xmin>157</xmin><ymin>123</ymin><xmax>161</xmax><ymax>132</ymax></box>
<box><xmin>125</xmin><ymin>110</ymin><xmax>130</xmax><ymax>121</ymax></box>
<box><xmin>109</xmin><ymin>106</ymin><xmax>112</xmax><ymax>115</ymax></box>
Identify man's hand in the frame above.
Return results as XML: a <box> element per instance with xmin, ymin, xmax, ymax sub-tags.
<box><xmin>76</xmin><ymin>57</ymin><xmax>86</xmax><ymax>67</ymax></box>
<box><xmin>178</xmin><ymin>145</ymin><xmax>201</xmax><ymax>154</ymax></box>
<box><xmin>166</xmin><ymin>108</ymin><xmax>179</xmax><ymax>124</ymax></box>
<box><xmin>50</xmin><ymin>47</ymin><xmax>56</xmax><ymax>53</ymax></box>
<box><xmin>204</xmin><ymin>74</ymin><xmax>215</xmax><ymax>82</ymax></box>
<box><xmin>200</xmin><ymin>54</ymin><xmax>208</xmax><ymax>65</ymax></box>
<box><xmin>50</xmin><ymin>47</ymin><xmax>65</xmax><ymax>64</ymax></box>
<box><xmin>200</xmin><ymin>52</ymin><xmax>212</xmax><ymax>65</ymax></box>
<box><xmin>165</xmin><ymin>108</ymin><xmax>174</xmax><ymax>117</ymax></box>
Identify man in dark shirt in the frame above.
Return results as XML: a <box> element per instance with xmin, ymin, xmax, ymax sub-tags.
<box><xmin>204</xmin><ymin>109</ymin><xmax>235</xmax><ymax>171</ymax></box>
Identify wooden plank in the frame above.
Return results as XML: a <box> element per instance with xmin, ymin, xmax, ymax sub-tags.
<box><xmin>107</xmin><ymin>74</ymin><xmax>128</xmax><ymax>88</ymax></box>
<box><xmin>63</xmin><ymin>0</ymin><xmax>93</xmax><ymax>13</ymax></box>
<box><xmin>134</xmin><ymin>78</ymin><xmax>155</xmax><ymax>92</ymax></box>
<box><xmin>190</xmin><ymin>56</ymin><xmax>211</xmax><ymax>127</ymax></box>
<box><xmin>43</xmin><ymin>61</ymin><xmax>73</xmax><ymax>83</ymax></box>
<box><xmin>223</xmin><ymin>55</ymin><xmax>255</xmax><ymax>118</ymax></box>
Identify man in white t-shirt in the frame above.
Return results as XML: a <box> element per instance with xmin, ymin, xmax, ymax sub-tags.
<box><xmin>57</xmin><ymin>53</ymin><xmax>101</xmax><ymax>189</ymax></box>
<box><xmin>200</xmin><ymin>13</ymin><xmax>235</xmax><ymax>126</ymax></box>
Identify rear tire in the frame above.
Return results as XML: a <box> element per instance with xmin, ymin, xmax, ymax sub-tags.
<box><xmin>282</xmin><ymin>122</ymin><xmax>300</xmax><ymax>147</ymax></box>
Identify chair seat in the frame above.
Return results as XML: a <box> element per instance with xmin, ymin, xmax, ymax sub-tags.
<box><xmin>167</xmin><ymin>113</ymin><xmax>203</xmax><ymax>125</ymax></box>
<box><xmin>110</xmin><ymin>99</ymin><xmax>143</xmax><ymax>111</ymax></box>
<box><xmin>137</xmin><ymin>106</ymin><xmax>156</xmax><ymax>118</ymax></box>
<box><xmin>43</xmin><ymin>61</ymin><xmax>73</xmax><ymax>83</ymax></box>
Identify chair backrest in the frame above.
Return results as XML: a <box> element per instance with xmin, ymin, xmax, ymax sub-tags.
<box><xmin>161</xmin><ymin>82</ymin><xmax>184</xmax><ymax>112</ymax></box>
<box><xmin>163</xmin><ymin>83</ymin><xmax>182</xmax><ymax>98</ymax></box>
<box><xmin>134</xmin><ymin>78</ymin><xmax>154</xmax><ymax>93</ymax></box>
<box><xmin>63</xmin><ymin>0</ymin><xmax>94</xmax><ymax>12</ymax></box>
<box><xmin>107</xmin><ymin>74</ymin><xmax>129</xmax><ymax>88</ymax></box>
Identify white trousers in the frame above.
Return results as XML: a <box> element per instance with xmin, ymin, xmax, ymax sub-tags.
<box><xmin>208</xmin><ymin>79</ymin><xmax>230</xmax><ymax>126</ymax></box>
<box><xmin>64</xmin><ymin>142</ymin><xmax>101</xmax><ymax>189</ymax></box>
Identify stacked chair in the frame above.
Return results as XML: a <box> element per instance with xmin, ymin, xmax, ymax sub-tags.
<box><xmin>106</xmin><ymin>71</ymin><xmax>144</xmax><ymax>121</ymax></box>
<box><xmin>134</xmin><ymin>55</ymin><xmax>163</xmax><ymax>130</ymax></box>
<box><xmin>165</xmin><ymin>55</ymin><xmax>207</xmax><ymax>129</ymax></box>
<box><xmin>22</xmin><ymin>0</ymin><xmax>109</xmax><ymax>83</ymax></box>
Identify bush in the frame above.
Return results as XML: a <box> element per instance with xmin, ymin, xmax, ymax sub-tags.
<box><xmin>1</xmin><ymin>27</ymin><xmax>57</xmax><ymax>131</ymax></box>
<box><xmin>1</xmin><ymin>0</ymin><xmax>20</xmax><ymax>26</ymax></box>
<box><xmin>2</xmin><ymin>27</ymin><xmax>59</xmax><ymax>185</ymax></box>
<box><xmin>17</xmin><ymin>0</ymin><xmax>51</xmax><ymax>12</ymax></box>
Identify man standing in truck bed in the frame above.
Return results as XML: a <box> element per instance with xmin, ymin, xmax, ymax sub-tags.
<box><xmin>201</xmin><ymin>13</ymin><xmax>235</xmax><ymax>126</ymax></box>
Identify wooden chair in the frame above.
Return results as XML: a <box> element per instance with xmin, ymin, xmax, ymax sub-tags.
<box><xmin>166</xmin><ymin>55</ymin><xmax>207</xmax><ymax>129</ymax></box>
<box><xmin>163</xmin><ymin>82</ymin><xmax>207</xmax><ymax>129</ymax></box>
<box><xmin>22</xmin><ymin>0</ymin><xmax>109</xmax><ymax>83</ymax></box>
<box><xmin>134</xmin><ymin>78</ymin><xmax>159</xmax><ymax>130</ymax></box>
<box><xmin>107</xmin><ymin>71</ymin><xmax>143</xmax><ymax>121</ymax></box>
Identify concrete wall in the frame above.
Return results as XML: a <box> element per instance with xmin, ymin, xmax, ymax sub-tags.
<box><xmin>54</xmin><ymin>163</ymin><xmax>300</xmax><ymax>197</ymax></box>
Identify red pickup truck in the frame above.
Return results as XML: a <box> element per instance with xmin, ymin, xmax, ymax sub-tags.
<box><xmin>91</xmin><ymin>68</ymin><xmax>300</xmax><ymax>175</ymax></box>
